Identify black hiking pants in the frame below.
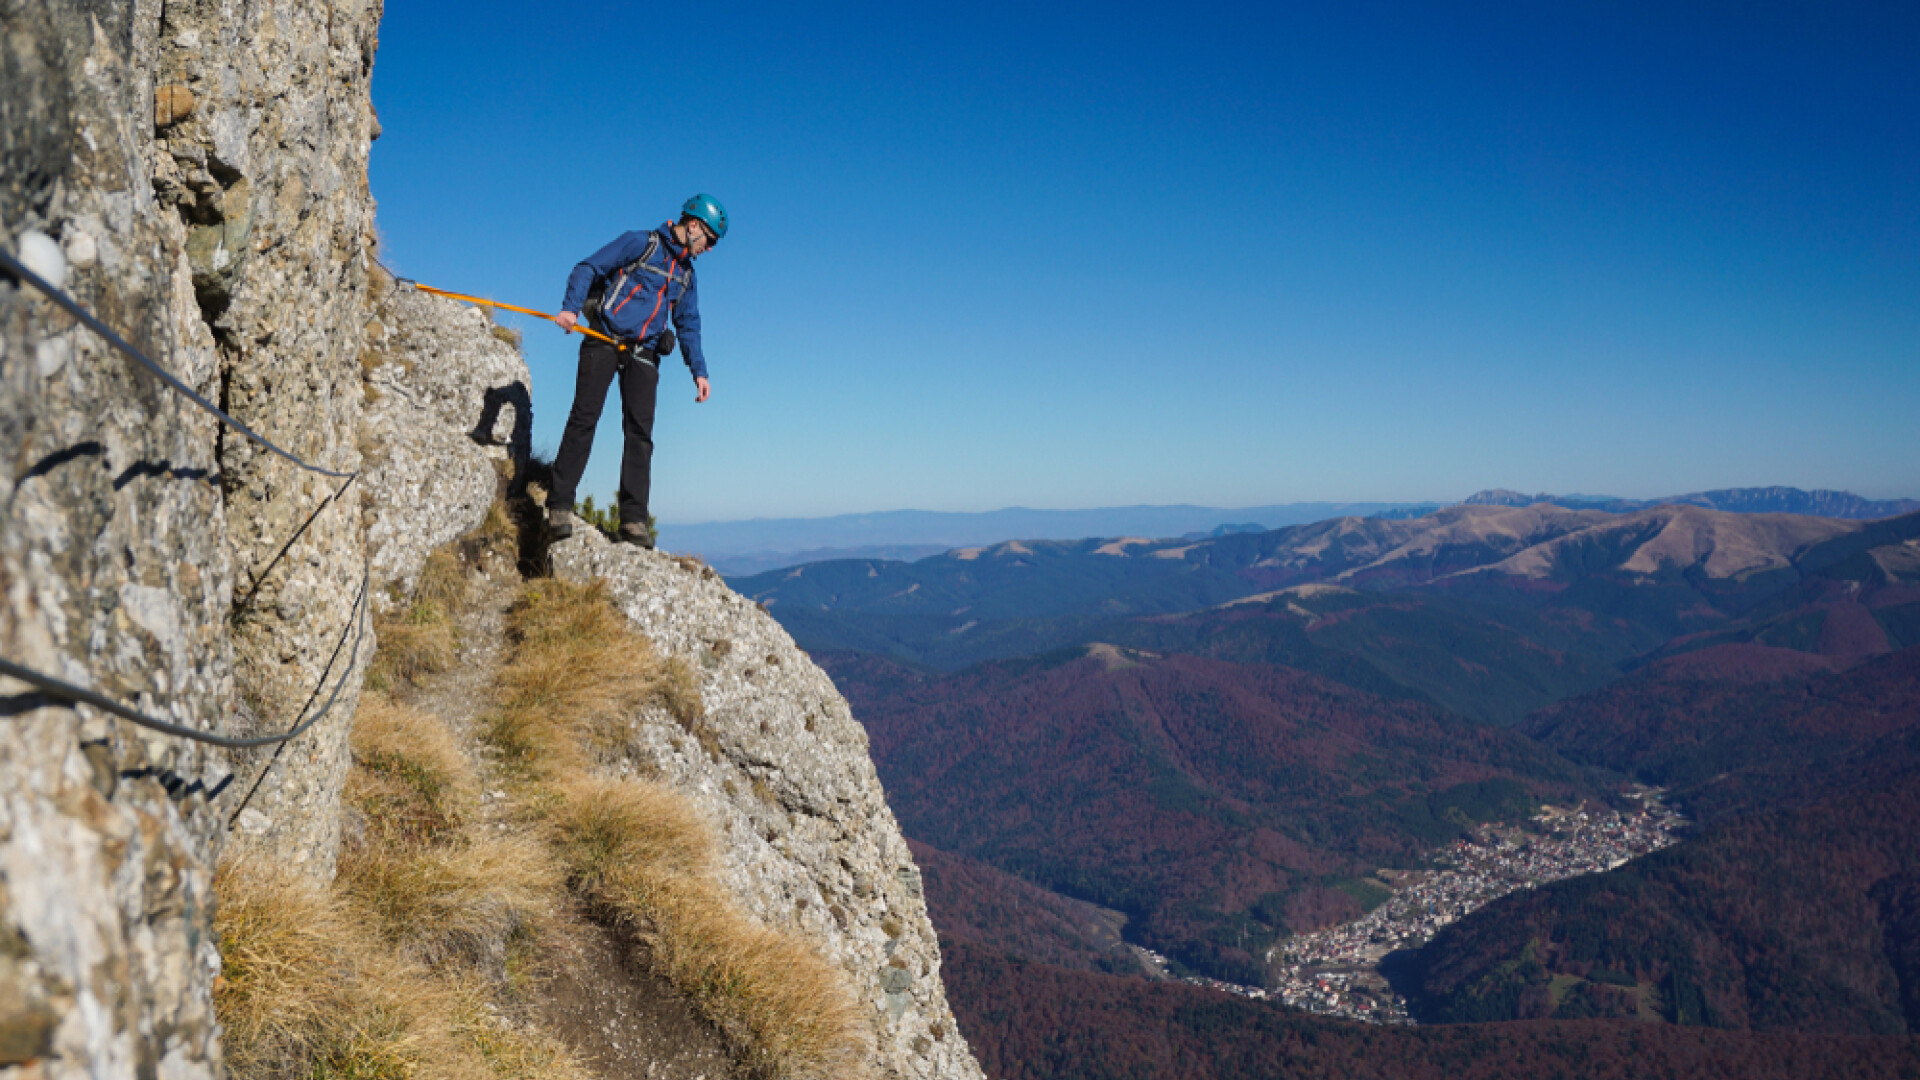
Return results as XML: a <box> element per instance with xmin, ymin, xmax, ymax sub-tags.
<box><xmin>548</xmin><ymin>337</ymin><xmax>659</xmax><ymax>526</ymax></box>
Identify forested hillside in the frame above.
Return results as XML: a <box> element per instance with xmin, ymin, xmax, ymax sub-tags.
<box><xmin>790</xmin><ymin>507</ymin><xmax>1920</xmax><ymax>1074</ymax></box>
<box><xmin>1399</xmin><ymin>645</ymin><xmax>1920</xmax><ymax>1030</ymax></box>
<box><xmin>1403</xmin><ymin>745</ymin><xmax>1920</xmax><ymax>1031</ymax></box>
<box><xmin>831</xmin><ymin>648</ymin><xmax>1597</xmax><ymax>982</ymax></box>
<box><xmin>943</xmin><ymin>940</ymin><xmax>1920</xmax><ymax>1080</ymax></box>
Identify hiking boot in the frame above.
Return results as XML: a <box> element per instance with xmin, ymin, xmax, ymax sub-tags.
<box><xmin>617</xmin><ymin>521</ymin><xmax>655</xmax><ymax>550</ymax></box>
<box><xmin>546</xmin><ymin>507</ymin><xmax>576</xmax><ymax>539</ymax></box>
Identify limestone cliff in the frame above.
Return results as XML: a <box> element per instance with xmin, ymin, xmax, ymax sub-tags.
<box><xmin>555</xmin><ymin>536</ymin><xmax>985</xmax><ymax>1080</ymax></box>
<box><xmin>4</xmin><ymin>0</ymin><xmax>394</xmax><ymax>1073</ymax></box>
<box><xmin>3</xmin><ymin>3</ymin><xmax>983</xmax><ymax>1080</ymax></box>
<box><xmin>359</xmin><ymin>285</ymin><xmax>531</xmax><ymax>603</ymax></box>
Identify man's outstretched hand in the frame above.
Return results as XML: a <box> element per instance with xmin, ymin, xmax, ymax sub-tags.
<box><xmin>554</xmin><ymin>310</ymin><xmax>578</xmax><ymax>332</ymax></box>
<box><xmin>694</xmin><ymin>376</ymin><xmax>711</xmax><ymax>403</ymax></box>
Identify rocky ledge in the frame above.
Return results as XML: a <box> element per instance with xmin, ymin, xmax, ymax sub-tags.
<box><xmin>552</xmin><ymin>531</ymin><xmax>985</xmax><ymax>1080</ymax></box>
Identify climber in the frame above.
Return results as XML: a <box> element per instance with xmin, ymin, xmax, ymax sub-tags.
<box><xmin>544</xmin><ymin>194</ymin><xmax>727</xmax><ymax>549</ymax></box>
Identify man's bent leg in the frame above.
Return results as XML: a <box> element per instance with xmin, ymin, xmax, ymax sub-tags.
<box><xmin>615</xmin><ymin>357</ymin><xmax>661</xmax><ymax>527</ymax></box>
<box><xmin>547</xmin><ymin>340</ymin><xmax>624</xmax><ymax>511</ymax></box>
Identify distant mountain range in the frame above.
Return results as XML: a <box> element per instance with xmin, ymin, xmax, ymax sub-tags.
<box><xmin>738</xmin><ymin>503</ymin><xmax>1919</xmax><ymax>678</ymax></box>
<box><xmin>667</xmin><ymin>502</ymin><xmax>1419</xmax><ymax>574</ymax></box>
<box><xmin>766</xmin><ymin>498</ymin><xmax>1920</xmax><ymax>1073</ymax></box>
<box><xmin>682</xmin><ymin>488</ymin><xmax>1917</xmax><ymax>575</ymax></box>
<box><xmin>1459</xmin><ymin>486</ymin><xmax>1920</xmax><ymax>519</ymax></box>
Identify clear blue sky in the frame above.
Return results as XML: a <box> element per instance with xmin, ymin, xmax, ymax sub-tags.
<box><xmin>369</xmin><ymin>2</ymin><xmax>1919</xmax><ymax>524</ymax></box>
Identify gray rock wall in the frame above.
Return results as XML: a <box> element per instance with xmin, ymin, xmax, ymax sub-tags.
<box><xmin>360</xmin><ymin>285</ymin><xmax>531</xmax><ymax>604</ymax></box>
<box><xmin>554</xmin><ymin>535</ymin><xmax>987</xmax><ymax>1080</ymax></box>
<box><xmin>167</xmin><ymin>0</ymin><xmax>385</xmax><ymax>880</ymax></box>
<box><xmin>2</xmin><ymin>0</ymin><xmax>386</xmax><ymax>1074</ymax></box>
<box><xmin>4</xmin><ymin>3</ymin><xmax>240</xmax><ymax>1076</ymax></box>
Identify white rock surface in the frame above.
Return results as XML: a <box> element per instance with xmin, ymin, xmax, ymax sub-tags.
<box><xmin>2</xmin><ymin>2</ymin><xmax>986</xmax><ymax>1077</ymax></box>
<box><xmin>361</xmin><ymin>285</ymin><xmax>531</xmax><ymax>604</ymax></box>
<box><xmin>554</xmin><ymin>533</ymin><xmax>987</xmax><ymax>1080</ymax></box>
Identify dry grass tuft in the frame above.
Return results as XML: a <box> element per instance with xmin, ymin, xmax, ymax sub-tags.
<box><xmin>448</xmin><ymin>977</ymin><xmax>585</xmax><ymax>1079</ymax></box>
<box><xmin>370</xmin><ymin>540</ymin><xmax>482</xmax><ymax>689</ymax></box>
<box><xmin>417</xmin><ymin>548</ymin><xmax>471</xmax><ymax>613</ymax></box>
<box><xmin>549</xmin><ymin>778</ymin><xmax>870</xmax><ymax>1080</ymax></box>
<box><xmin>489</xmin><ymin>578</ymin><xmax>702</xmax><ymax>770</ymax></box>
<box><xmin>340</xmin><ymin>833</ymin><xmax>562</xmax><ymax>971</ymax></box>
<box><xmin>349</xmin><ymin>693</ymin><xmax>476</xmax><ymax>842</ymax></box>
<box><xmin>490</xmin><ymin>580</ymin><xmax>872</xmax><ymax>1080</ymax></box>
<box><xmin>217</xmin><ymin>860</ymin><xmax>592</xmax><ymax>1080</ymax></box>
<box><xmin>475</xmin><ymin>498</ymin><xmax>519</xmax><ymax>564</ymax></box>
<box><xmin>215</xmin><ymin>860</ymin><xmax>480</xmax><ymax>1080</ymax></box>
<box><xmin>343</xmin><ymin>695</ymin><xmax>564</xmax><ymax>970</ymax></box>
<box><xmin>372</xmin><ymin>599</ymin><xmax>459</xmax><ymax>685</ymax></box>
<box><xmin>549</xmin><ymin>776</ymin><xmax>714</xmax><ymax>891</ymax></box>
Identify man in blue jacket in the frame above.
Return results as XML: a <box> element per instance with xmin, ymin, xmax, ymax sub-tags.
<box><xmin>546</xmin><ymin>194</ymin><xmax>727</xmax><ymax>548</ymax></box>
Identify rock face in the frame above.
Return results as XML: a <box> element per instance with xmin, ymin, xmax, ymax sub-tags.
<box><xmin>554</xmin><ymin>535</ymin><xmax>987</xmax><ymax>1080</ymax></box>
<box><xmin>4</xmin><ymin>3</ymin><xmax>981</xmax><ymax>1078</ymax></box>
<box><xmin>163</xmin><ymin>0</ymin><xmax>386</xmax><ymax>881</ymax></box>
<box><xmin>1</xmin><ymin>0</ymin><xmax>385</xmax><ymax>1074</ymax></box>
<box><xmin>360</xmin><ymin>284</ymin><xmax>532</xmax><ymax>603</ymax></box>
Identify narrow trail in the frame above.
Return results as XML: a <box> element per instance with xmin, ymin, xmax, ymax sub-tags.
<box><xmin>397</xmin><ymin>565</ymin><xmax>736</xmax><ymax>1080</ymax></box>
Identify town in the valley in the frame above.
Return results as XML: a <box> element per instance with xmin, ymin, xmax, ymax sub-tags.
<box><xmin>1140</xmin><ymin>789</ymin><xmax>1687</xmax><ymax>1025</ymax></box>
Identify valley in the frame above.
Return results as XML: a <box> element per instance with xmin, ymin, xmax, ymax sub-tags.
<box><xmin>773</xmin><ymin>500</ymin><xmax>1920</xmax><ymax>1076</ymax></box>
<box><xmin>1268</xmin><ymin>791</ymin><xmax>1685</xmax><ymax>1023</ymax></box>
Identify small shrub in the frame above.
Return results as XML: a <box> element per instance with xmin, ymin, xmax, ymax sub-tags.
<box><xmin>575</xmin><ymin>496</ymin><xmax>660</xmax><ymax>543</ymax></box>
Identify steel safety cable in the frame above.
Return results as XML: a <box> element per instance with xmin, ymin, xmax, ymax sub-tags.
<box><xmin>0</xmin><ymin>247</ymin><xmax>355</xmax><ymax>478</ymax></box>
<box><xmin>0</xmin><ymin>245</ymin><xmax>374</xmax><ymax>749</ymax></box>
<box><xmin>0</xmin><ymin>563</ymin><xmax>370</xmax><ymax>748</ymax></box>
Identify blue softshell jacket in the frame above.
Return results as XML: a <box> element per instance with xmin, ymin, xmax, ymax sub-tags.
<box><xmin>561</xmin><ymin>223</ymin><xmax>707</xmax><ymax>379</ymax></box>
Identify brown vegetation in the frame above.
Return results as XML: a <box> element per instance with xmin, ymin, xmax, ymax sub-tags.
<box><xmin>215</xmin><ymin>859</ymin><xmax>587</xmax><ymax>1080</ymax></box>
<box><xmin>486</xmin><ymin>575</ymin><xmax>871</xmax><ymax>1079</ymax></box>
<box><xmin>220</xmin><ymin>506</ymin><xmax>868</xmax><ymax>1080</ymax></box>
<box><xmin>370</xmin><ymin>548</ymin><xmax>470</xmax><ymax>688</ymax></box>
<box><xmin>486</xmin><ymin>577</ymin><xmax>702</xmax><ymax>771</ymax></box>
<box><xmin>218</xmin><ymin>527</ymin><xmax>588</xmax><ymax>1080</ymax></box>
<box><xmin>941</xmin><ymin>937</ymin><xmax>1920</xmax><ymax>1080</ymax></box>
<box><xmin>216</xmin><ymin>687</ymin><xmax>590</xmax><ymax>1080</ymax></box>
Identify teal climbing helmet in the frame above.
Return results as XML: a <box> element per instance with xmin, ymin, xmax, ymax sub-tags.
<box><xmin>681</xmin><ymin>194</ymin><xmax>728</xmax><ymax>241</ymax></box>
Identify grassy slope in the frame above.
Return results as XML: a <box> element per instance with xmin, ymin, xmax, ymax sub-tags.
<box><xmin>217</xmin><ymin>507</ymin><xmax>871</xmax><ymax>1080</ymax></box>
